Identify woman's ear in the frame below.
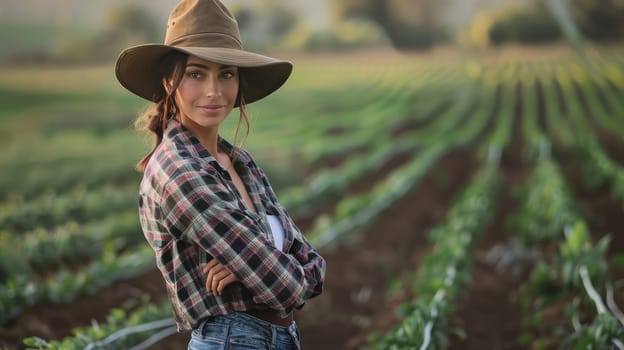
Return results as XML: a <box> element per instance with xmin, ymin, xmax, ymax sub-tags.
<box><xmin>163</xmin><ymin>78</ymin><xmax>173</xmax><ymax>95</ymax></box>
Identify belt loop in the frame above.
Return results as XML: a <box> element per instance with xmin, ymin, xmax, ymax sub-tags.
<box><xmin>270</xmin><ymin>325</ymin><xmax>278</xmax><ymax>349</ymax></box>
<box><xmin>289</xmin><ymin>322</ymin><xmax>301</xmax><ymax>350</ymax></box>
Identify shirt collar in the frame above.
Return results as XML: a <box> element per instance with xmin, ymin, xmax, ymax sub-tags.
<box><xmin>163</xmin><ymin>119</ymin><xmax>253</xmax><ymax>167</ymax></box>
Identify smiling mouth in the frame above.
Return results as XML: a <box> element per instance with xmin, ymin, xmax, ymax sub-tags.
<box><xmin>199</xmin><ymin>105</ymin><xmax>224</xmax><ymax>111</ymax></box>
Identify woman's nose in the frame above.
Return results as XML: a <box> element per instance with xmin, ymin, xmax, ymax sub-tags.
<box><xmin>204</xmin><ymin>75</ymin><xmax>222</xmax><ymax>97</ymax></box>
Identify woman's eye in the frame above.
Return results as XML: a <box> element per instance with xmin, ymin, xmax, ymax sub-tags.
<box><xmin>222</xmin><ymin>71</ymin><xmax>235</xmax><ymax>79</ymax></box>
<box><xmin>188</xmin><ymin>72</ymin><xmax>202</xmax><ymax>79</ymax></box>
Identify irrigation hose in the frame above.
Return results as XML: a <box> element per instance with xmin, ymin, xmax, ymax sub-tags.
<box><xmin>83</xmin><ymin>318</ymin><xmax>176</xmax><ymax>350</ymax></box>
<box><xmin>579</xmin><ymin>265</ymin><xmax>607</xmax><ymax>314</ymax></box>
<box><xmin>128</xmin><ymin>326</ymin><xmax>179</xmax><ymax>350</ymax></box>
<box><xmin>606</xmin><ymin>284</ymin><xmax>624</xmax><ymax>328</ymax></box>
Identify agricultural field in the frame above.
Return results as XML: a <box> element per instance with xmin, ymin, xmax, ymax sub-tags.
<box><xmin>0</xmin><ymin>44</ymin><xmax>623</xmax><ymax>349</ymax></box>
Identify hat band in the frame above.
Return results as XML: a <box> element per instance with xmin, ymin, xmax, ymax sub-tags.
<box><xmin>166</xmin><ymin>32</ymin><xmax>243</xmax><ymax>50</ymax></box>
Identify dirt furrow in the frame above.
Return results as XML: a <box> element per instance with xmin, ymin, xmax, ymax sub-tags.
<box><xmin>447</xmin><ymin>82</ymin><xmax>530</xmax><ymax>350</ymax></box>
<box><xmin>297</xmin><ymin>149</ymin><xmax>478</xmax><ymax>350</ymax></box>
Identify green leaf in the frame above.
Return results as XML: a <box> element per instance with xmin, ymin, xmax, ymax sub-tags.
<box><xmin>23</xmin><ymin>336</ymin><xmax>49</xmax><ymax>348</ymax></box>
<box><xmin>561</xmin><ymin>221</ymin><xmax>589</xmax><ymax>258</ymax></box>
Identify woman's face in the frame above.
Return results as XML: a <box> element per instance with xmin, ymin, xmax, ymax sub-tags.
<box><xmin>174</xmin><ymin>55</ymin><xmax>239</xmax><ymax>133</ymax></box>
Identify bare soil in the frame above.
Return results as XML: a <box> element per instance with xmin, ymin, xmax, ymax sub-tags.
<box><xmin>447</xmin><ymin>82</ymin><xmax>531</xmax><ymax>350</ymax></box>
<box><xmin>296</xmin><ymin>149</ymin><xmax>478</xmax><ymax>350</ymax></box>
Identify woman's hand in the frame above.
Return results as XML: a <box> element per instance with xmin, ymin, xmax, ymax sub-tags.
<box><xmin>204</xmin><ymin>259</ymin><xmax>240</xmax><ymax>296</ymax></box>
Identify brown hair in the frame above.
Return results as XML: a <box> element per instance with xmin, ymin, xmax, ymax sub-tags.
<box><xmin>134</xmin><ymin>51</ymin><xmax>250</xmax><ymax>172</ymax></box>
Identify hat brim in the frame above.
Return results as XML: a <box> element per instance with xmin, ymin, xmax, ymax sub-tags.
<box><xmin>115</xmin><ymin>44</ymin><xmax>293</xmax><ymax>106</ymax></box>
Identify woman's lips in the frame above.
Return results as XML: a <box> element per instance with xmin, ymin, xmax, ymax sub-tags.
<box><xmin>199</xmin><ymin>105</ymin><xmax>224</xmax><ymax>112</ymax></box>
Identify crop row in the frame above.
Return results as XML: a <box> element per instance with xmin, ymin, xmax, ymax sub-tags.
<box><xmin>362</xmin><ymin>70</ymin><xmax>517</xmax><ymax>348</ymax></box>
<box><xmin>24</xmin><ymin>298</ymin><xmax>173</xmax><ymax>350</ymax></box>
<box><xmin>309</xmin><ymin>78</ymin><xmax>496</xmax><ymax>250</ymax></box>
<box><xmin>513</xmin><ymin>157</ymin><xmax>623</xmax><ymax>348</ymax></box>
<box><xmin>284</xmin><ymin>79</ymin><xmax>484</xmax><ymax>221</ymax></box>
<box><xmin>0</xmin><ymin>184</ymin><xmax>137</xmax><ymax>232</ymax></box>
<box><xmin>0</xmin><ymin>211</ymin><xmax>140</xmax><ymax>281</ymax></box>
<box><xmin>365</xmin><ymin>63</ymin><xmax>624</xmax><ymax>349</ymax></box>
<box><xmin>366</xmin><ymin>163</ymin><xmax>499</xmax><ymax>349</ymax></box>
<box><xmin>0</xmin><ymin>131</ymin><xmax>143</xmax><ymax>200</ymax></box>
<box><xmin>514</xmin><ymin>57</ymin><xmax>624</xmax><ymax>348</ymax></box>
<box><xmin>0</xmin><ymin>243</ymin><xmax>153</xmax><ymax>326</ymax></box>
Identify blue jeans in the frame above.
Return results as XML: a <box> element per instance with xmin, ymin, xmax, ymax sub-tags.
<box><xmin>188</xmin><ymin>312</ymin><xmax>302</xmax><ymax>350</ymax></box>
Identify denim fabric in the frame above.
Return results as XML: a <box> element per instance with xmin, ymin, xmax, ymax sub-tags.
<box><xmin>188</xmin><ymin>312</ymin><xmax>301</xmax><ymax>350</ymax></box>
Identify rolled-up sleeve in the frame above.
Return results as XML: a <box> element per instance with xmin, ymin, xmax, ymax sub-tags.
<box><xmin>288</xmin><ymin>236</ymin><xmax>325</xmax><ymax>302</ymax></box>
<box><xmin>161</xmin><ymin>167</ymin><xmax>310</xmax><ymax>313</ymax></box>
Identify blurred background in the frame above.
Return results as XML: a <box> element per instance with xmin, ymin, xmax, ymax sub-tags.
<box><xmin>1</xmin><ymin>0</ymin><xmax>624</xmax><ymax>64</ymax></box>
<box><xmin>1</xmin><ymin>1</ymin><xmax>624</xmax><ymax>350</ymax></box>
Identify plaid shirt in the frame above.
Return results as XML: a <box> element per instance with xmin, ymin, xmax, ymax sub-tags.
<box><xmin>138</xmin><ymin>120</ymin><xmax>326</xmax><ymax>331</ymax></box>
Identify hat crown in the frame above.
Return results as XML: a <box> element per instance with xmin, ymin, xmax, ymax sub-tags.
<box><xmin>164</xmin><ymin>0</ymin><xmax>243</xmax><ymax>49</ymax></box>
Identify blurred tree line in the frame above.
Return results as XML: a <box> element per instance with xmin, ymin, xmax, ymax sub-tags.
<box><xmin>460</xmin><ymin>0</ymin><xmax>624</xmax><ymax>48</ymax></box>
<box><xmin>89</xmin><ymin>0</ymin><xmax>624</xmax><ymax>54</ymax></box>
<box><xmin>330</xmin><ymin>0</ymin><xmax>450</xmax><ymax>49</ymax></box>
<box><xmin>333</xmin><ymin>0</ymin><xmax>624</xmax><ymax>49</ymax></box>
<box><xmin>4</xmin><ymin>0</ymin><xmax>624</xmax><ymax>65</ymax></box>
<box><xmin>55</xmin><ymin>4</ymin><xmax>161</xmax><ymax>64</ymax></box>
<box><xmin>231</xmin><ymin>1</ymin><xmax>388</xmax><ymax>52</ymax></box>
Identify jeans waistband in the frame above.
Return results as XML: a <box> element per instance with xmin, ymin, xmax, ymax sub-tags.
<box><xmin>243</xmin><ymin>308</ymin><xmax>294</xmax><ymax>327</ymax></box>
<box><xmin>201</xmin><ymin>312</ymin><xmax>294</xmax><ymax>333</ymax></box>
<box><xmin>196</xmin><ymin>312</ymin><xmax>299</xmax><ymax>349</ymax></box>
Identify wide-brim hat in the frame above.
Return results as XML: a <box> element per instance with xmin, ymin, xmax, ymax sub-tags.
<box><xmin>115</xmin><ymin>0</ymin><xmax>292</xmax><ymax>106</ymax></box>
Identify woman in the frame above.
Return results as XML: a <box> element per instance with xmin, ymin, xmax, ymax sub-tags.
<box><xmin>114</xmin><ymin>1</ymin><xmax>326</xmax><ymax>349</ymax></box>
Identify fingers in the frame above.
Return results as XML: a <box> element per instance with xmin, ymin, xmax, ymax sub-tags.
<box><xmin>203</xmin><ymin>258</ymin><xmax>219</xmax><ymax>274</ymax></box>
<box><xmin>211</xmin><ymin>269</ymin><xmax>231</xmax><ymax>295</ymax></box>
<box><xmin>206</xmin><ymin>261</ymin><xmax>226</xmax><ymax>278</ymax></box>
<box><xmin>204</xmin><ymin>260</ymin><xmax>239</xmax><ymax>296</ymax></box>
<box><xmin>216</xmin><ymin>274</ymin><xmax>239</xmax><ymax>295</ymax></box>
<box><xmin>204</xmin><ymin>259</ymin><xmax>225</xmax><ymax>289</ymax></box>
<box><xmin>205</xmin><ymin>263</ymin><xmax>226</xmax><ymax>292</ymax></box>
